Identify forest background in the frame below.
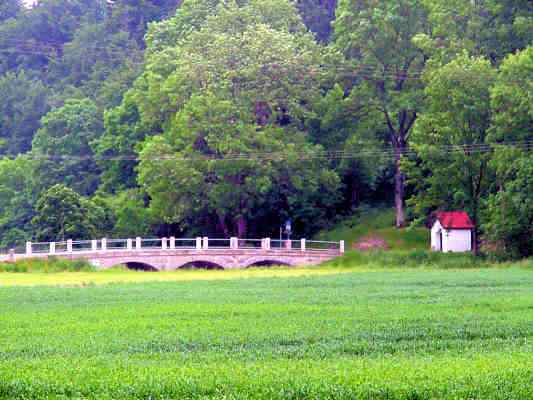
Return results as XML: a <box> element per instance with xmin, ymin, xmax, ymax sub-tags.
<box><xmin>0</xmin><ymin>0</ymin><xmax>531</xmax><ymax>259</ymax></box>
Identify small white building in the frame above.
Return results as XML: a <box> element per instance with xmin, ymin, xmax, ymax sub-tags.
<box><xmin>431</xmin><ymin>211</ymin><xmax>474</xmax><ymax>253</ymax></box>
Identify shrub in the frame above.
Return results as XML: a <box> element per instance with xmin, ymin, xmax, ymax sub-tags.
<box><xmin>325</xmin><ymin>250</ymin><xmax>490</xmax><ymax>269</ymax></box>
<box><xmin>0</xmin><ymin>257</ymin><xmax>95</xmax><ymax>273</ymax></box>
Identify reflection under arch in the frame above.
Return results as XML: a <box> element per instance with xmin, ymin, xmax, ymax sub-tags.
<box><xmin>178</xmin><ymin>261</ymin><xmax>224</xmax><ymax>270</ymax></box>
<box><xmin>246</xmin><ymin>260</ymin><xmax>291</xmax><ymax>268</ymax></box>
<box><xmin>122</xmin><ymin>262</ymin><xmax>158</xmax><ymax>271</ymax></box>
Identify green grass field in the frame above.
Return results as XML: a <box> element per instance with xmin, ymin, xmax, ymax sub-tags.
<box><xmin>1</xmin><ymin>265</ymin><xmax>533</xmax><ymax>399</ymax></box>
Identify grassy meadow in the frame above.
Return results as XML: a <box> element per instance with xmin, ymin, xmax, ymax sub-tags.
<box><xmin>1</xmin><ymin>263</ymin><xmax>533</xmax><ymax>399</ymax></box>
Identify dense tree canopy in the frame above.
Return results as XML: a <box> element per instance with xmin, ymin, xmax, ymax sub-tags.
<box><xmin>136</xmin><ymin>1</ymin><xmax>341</xmax><ymax>237</ymax></box>
<box><xmin>406</xmin><ymin>54</ymin><xmax>497</xmax><ymax>250</ymax></box>
<box><xmin>0</xmin><ymin>72</ymin><xmax>49</xmax><ymax>155</ymax></box>
<box><xmin>32</xmin><ymin>184</ymin><xmax>106</xmax><ymax>241</ymax></box>
<box><xmin>31</xmin><ymin>98</ymin><xmax>103</xmax><ymax>195</ymax></box>
<box><xmin>334</xmin><ymin>0</ymin><xmax>430</xmax><ymax>227</ymax></box>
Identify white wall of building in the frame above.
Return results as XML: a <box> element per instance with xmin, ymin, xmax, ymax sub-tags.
<box><xmin>431</xmin><ymin>220</ymin><xmax>443</xmax><ymax>251</ymax></box>
<box><xmin>431</xmin><ymin>221</ymin><xmax>472</xmax><ymax>253</ymax></box>
<box><xmin>442</xmin><ymin>229</ymin><xmax>472</xmax><ymax>253</ymax></box>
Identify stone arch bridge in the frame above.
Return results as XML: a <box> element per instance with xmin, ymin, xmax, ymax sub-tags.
<box><xmin>1</xmin><ymin>237</ymin><xmax>345</xmax><ymax>270</ymax></box>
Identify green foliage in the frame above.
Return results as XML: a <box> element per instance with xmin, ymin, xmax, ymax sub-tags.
<box><xmin>420</xmin><ymin>0</ymin><xmax>533</xmax><ymax>63</ymax></box>
<box><xmin>140</xmin><ymin>93</ymin><xmax>341</xmax><ymax>236</ymax></box>
<box><xmin>32</xmin><ymin>98</ymin><xmax>103</xmax><ymax>195</ymax></box>
<box><xmin>296</xmin><ymin>0</ymin><xmax>336</xmax><ymax>42</ymax></box>
<box><xmin>325</xmin><ymin>249</ymin><xmax>489</xmax><ymax>269</ymax></box>
<box><xmin>104</xmin><ymin>0</ymin><xmax>179</xmax><ymax>45</ymax></box>
<box><xmin>1</xmin><ymin>268</ymin><xmax>533</xmax><ymax>397</ymax></box>
<box><xmin>50</xmin><ymin>23</ymin><xmax>142</xmax><ymax>107</ymax></box>
<box><xmin>0</xmin><ymin>156</ymin><xmax>35</xmax><ymax>248</ymax></box>
<box><xmin>135</xmin><ymin>1</ymin><xmax>341</xmax><ymax>237</ymax></box>
<box><xmin>0</xmin><ymin>0</ymin><xmax>532</xmax><ymax>256</ymax></box>
<box><xmin>334</xmin><ymin>0</ymin><xmax>429</xmax><ymax>227</ymax></box>
<box><xmin>32</xmin><ymin>184</ymin><xmax>107</xmax><ymax>241</ymax></box>
<box><xmin>95</xmin><ymin>93</ymin><xmax>150</xmax><ymax>192</ymax></box>
<box><xmin>0</xmin><ymin>71</ymin><xmax>49</xmax><ymax>155</ymax></box>
<box><xmin>490</xmin><ymin>46</ymin><xmax>533</xmax><ymax>142</ymax></box>
<box><xmin>0</xmin><ymin>257</ymin><xmax>94</xmax><ymax>272</ymax></box>
<box><xmin>315</xmin><ymin>208</ymin><xmax>428</xmax><ymax>250</ymax></box>
<box><xmin>106</xmin><ymin>189</ymin><xmax>152</xmax><ymax>237</ymax></box>
<box><xmin>408</xmin><ymin>54</ymin><xmax>497</xmax><ymax>229</ymax></box>
<box><xmin>484</xmin><ymin>152</ymin><xmax>533</xmax><ymax>259</ymax></box>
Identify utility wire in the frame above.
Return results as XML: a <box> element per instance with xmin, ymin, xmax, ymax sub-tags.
<box><xmin>7</xmin><ymin>141</ymin><xmax>532</xmax><ymax>163</ymax></box>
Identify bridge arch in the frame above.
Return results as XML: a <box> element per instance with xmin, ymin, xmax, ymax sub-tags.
<box><xmin>121</xmin><ymin>261</ymin><xmax>159</xmax><ymax>271</ymax></box>
<box><xmin>178</xmin><ymin>260</ymin><xmax>224</xmax><ymax>270</ymax></box>
<box><xmin>244</xmin><ymin>257</ymin><xmax>294</xmax><ymax>268</ymax></box>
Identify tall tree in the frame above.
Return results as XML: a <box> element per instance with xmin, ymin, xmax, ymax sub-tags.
<box><xmin>334</xmin><ymin>0</ymin><xmax>429</xmax><ymax>227</ymax></box>
<box><xmin>0</xmin><ymin>155</ymin><xmax>36</xmax><ymax>248</ymax></box>
<box><xmin>135</xmin><ymin>0</ymin><xmax>341</xmax><ymax>237</ymax></box>
<box><xmin>104</xmin><ymin>0</ymin><xmax>182</xmax><ymax>45</ymax></box>
<box><xmin>32</xmin><ymin>184</ymin><xmax>106</xmax><ymax>241</ymax></box>
<box><xmin>0</xmin><ymin>71</ymin><xmax>49</xmax><ymax>155</ymax></box>
<box><xmin>0</xmin><ymin>0</ymin><xmax>106</xmax><ymax>75</ymax></box>
<box><xmin>406</xmin><ymin>54</ymin><xmax>497</xmax><ymax>252</ymax></box>
<box><xmin>490</xmin><ymin>46</ymin><xmax>533</xmax><ymax>142</ymax></box>
<box><xmin>482</xmin><ymin>47</ymin><xmax>533</xmax><ymax>258</ymax></box>
<box><xmin>420</xmin><ymin>0</ymin><xmax>533</xmax><ymax>63</ymax></box>
<box><xmin>31</xmin><ymin>98</ymin><xmax>103</xmax><ymax>195</ymax></box>
<box><xmin>484</xmin><ymin>151</ymin><xmax>533</xmax><ymax>258</ymax></box>
<box><xmin>296</xmin><ymin>0</ymin><xmax>336</xmax><ymax>42</ymax></box>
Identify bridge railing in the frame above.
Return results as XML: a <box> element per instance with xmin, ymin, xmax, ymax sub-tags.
<box><xmin>270</xmin><ymin>240</ymin><xmax>303</xmax><ymax>251</ymax></box>
<box><xmin>72</xmin><ymin>240</ymin><xmax>93</xmax><ymax>252</ymax></box>
<box><xmin>5</xmin><ymin>237</ymin><xmax>345</xmax><ymax>258</ymax></box>
<box><xmin>237</xmin><ymin>239</ymin><xmax>263</xmax><ymax>249</ymax></box>
<box><xmin>305</xmin><ymin>240</ymin><xmax>343</xmax><ymax>251</ymax></box>
<box><xmin>207</xmin><ymin>238</ymin><xmax>231</xmax><ymax>249</ymax></box>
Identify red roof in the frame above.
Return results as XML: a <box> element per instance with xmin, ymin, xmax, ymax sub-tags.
<box><xmin>435</xmin><ymin>211</ymin><xmax>475</xmax><ymax>229</ymax></box>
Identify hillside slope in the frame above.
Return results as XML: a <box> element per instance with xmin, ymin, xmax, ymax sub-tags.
<box><xmin>315</xmin><ymin>208</ymin><xmax>428</xmax><ymax>251</ymax></box>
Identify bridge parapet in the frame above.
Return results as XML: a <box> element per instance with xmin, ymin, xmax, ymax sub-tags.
<box><xmin>1</xmin><ymin>237</ymin><xmax>345</xmax><ymax>269</ymax></box>
<box><xmin>17</xmin><ymin>237</ymin><xmax>344</xmax><ymax>256</ymax></box>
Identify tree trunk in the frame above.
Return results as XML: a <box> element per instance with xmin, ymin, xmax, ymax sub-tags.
<box><xmin>472</xmin><ymin>228</ymin><xmax>479</xmax><ymax>256</ymax></box>
<box><xmin>394</xmin><ymin>142</ymin><xmax>406</xmax><ymax>228</ymax></box>
<box><xmin>349</xmin><ymin>178</ymin><xmax>359</xmax><ymax>209</ymax></box>
<box><xmin>236</xmin><ymin>215</ymin><xmax>247</xmax><ymax>238</ymax></box>
<box><xmin>217</xmin><ymin>213</ymin><xmax>230</xmax><ymax>237</ymax></box>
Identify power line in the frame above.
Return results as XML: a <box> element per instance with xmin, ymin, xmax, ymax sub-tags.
<box><xmin>6</xmin><ymin>141</ymin><xmax>532</xmax><ymax>163</ymax></box>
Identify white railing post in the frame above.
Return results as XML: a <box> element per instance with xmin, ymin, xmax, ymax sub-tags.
<box><xmin>230</xmin><ymin>237</ymin><xmax>238</xmax><ymax>250</ymax></box>
<box><xmin>170</xmin><ymin>236</ymin><xmax>176</xmax><ymax>249</ymax></box>
<box><xmin>136</xmin><ymin>237</ymin><xmax>142</xmax><ymax>250</ymax></box>
<box><xmin>92</xmin><ymin>240</ymin><xmax>97</xmax><ymax>251</ymax></box>
<box><xmin>285</xmin><ymin>240</ymin><xmax>292</xmax><ymax>250</ymax></box>
<box><xmin>101</xmin><ymin>238</ymin><xmax>107</xmax><ymax>251</ymax></box>
<box><xmin>301</xmin><ymin>239</ymin><xmax>306</xmax><ymax>252</ymax></box>
<box><xmin>340</xmin><ymin>240</ymin><xmax>345</xmax><ymax>254</ymax></box>
<box><xmin>8</xmin><ymin>249</ymin><xmax>14</xmax><ymax>262</ymax></box>
<box><xmin>26</xmin><ymin>241</ymin><xmax>32</xmax><ymax>256</ymax></box>
<box><xmin>162</xmin><ymin>237</ymin><xmax>168</xmax><ymax>250</ymax></box>
<box><xmin>265</xmin><ymin>237</ymin><xmax>271</xmax><ymax>250</ymax></box>
<box><xmin>127</xmin><ymin>238</ymin><xmax>133</xmax><ymax>250</ymax></box>
<box><xmin>196</xmin><ymin>237</ymin><xmax>202</xmax><ymax>250</ymax></box>
<box><xmin>67</xmin><ymin>239</ymin><xmax>73</xmax><ymax>253</ymax></box>
<box><xmin>203</xmin><ymin>237</ymin><xmax>209</xmax><ymax>250</ymax></box>
<box><xmin>50</xmin><ymin>242</ymin><xmax>56</xmax><ymax>254</ymax></box>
